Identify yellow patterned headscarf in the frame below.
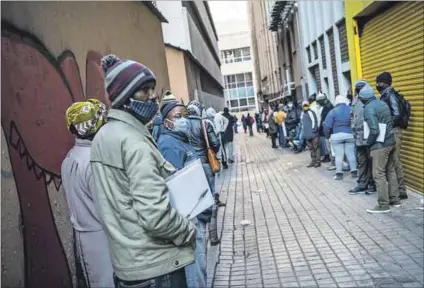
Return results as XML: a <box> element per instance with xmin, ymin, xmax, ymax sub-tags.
<box><xmin>65</xmin><ymin>99</ymin><xmax>107</xmax><ymax>137</ymax></box>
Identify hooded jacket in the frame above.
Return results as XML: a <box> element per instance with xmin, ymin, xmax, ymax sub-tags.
<box><xmin>351</xmin><ymin>97</ymin><xmax>368</xmax><ymax>146</ymax></box>
<box><xmin>302</xmin><ymin>109</ymin><xmax>319</xmax><ymax>140</ymax></box>
<box><xmin>222</xmin><ymin>111</ymin><xmax>235</xmax><ymax>142</ymax></box>
<box><xmin>359</xmin><ymin>85</ymin><xmax>395</xmax><ymax>151</ymax></box>
<box><xmin>323</xmin><ymin>103</ymin><xmax>353</xmax><ymax>139</ymax></box>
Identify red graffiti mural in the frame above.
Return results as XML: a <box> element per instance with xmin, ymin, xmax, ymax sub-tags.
<box><xmin>1</xmin><ymin>21</ymin><xmax>108</xmax><ymax>287</ymax></box>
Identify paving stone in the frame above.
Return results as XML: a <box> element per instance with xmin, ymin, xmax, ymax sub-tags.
<box><xmin>209</xmin><ymin>134</ymin><xmax>424</xmax><ymax>288</ymax></box>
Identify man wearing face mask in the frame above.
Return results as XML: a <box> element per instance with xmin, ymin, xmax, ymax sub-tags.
<box><xmin>91</xmin><ymin>55</ymin><xmax>196</xmax><ymax>288</ymax></box>
<box><xmin>157</xmin><ymin>99</ymin><xmax>209</xmax><ymax>288</ymax></box>
<box><xmin>316</xmin><ymin>92</ymin><xmax>334</xmax><ymax>164</ymax></box>
<box><xmin>376</xmin><ymin>72</ymin><xmax>407</xmax><ymax>199</ymax></box>
<box><xmin>359</xmin><ymin>83</ymin><xmax>399</xmax><ymax>214</ymax></box>
<box><xmin>285</xmin><ymin>101</ymin><xmax>299</xmax><ymax>141</ymax></box>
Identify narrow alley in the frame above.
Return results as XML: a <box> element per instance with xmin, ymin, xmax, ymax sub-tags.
<box><xmin>208</xmin><ymin>133</ymin><xmax>424</xmax><ymax>288</ymax></box>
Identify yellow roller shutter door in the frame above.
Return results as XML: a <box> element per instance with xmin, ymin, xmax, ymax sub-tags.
<box><xmin>360</xmin><ymin>2</ymin><xmax>424</xmax><ymax>193</ymax></box>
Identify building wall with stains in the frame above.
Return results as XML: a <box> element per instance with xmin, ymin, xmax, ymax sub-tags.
<box><xmin>1</xmin><ymin>2</ymin><xmax>169</xmax><ymax>287</ymax></box>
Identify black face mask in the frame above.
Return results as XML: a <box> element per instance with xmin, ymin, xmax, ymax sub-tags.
<box><xmin>376</xmin><ymin>85</ymin><xmax>385</xmax><ymax>93</ymax></box>
<box><xmin>359</xmin><ymin>98</ymin><xmax>368</xmax><ymax>105</ymax></box>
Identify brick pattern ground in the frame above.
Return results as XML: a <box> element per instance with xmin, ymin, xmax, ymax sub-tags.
<box><xmin>207</xmin><ymin>133</ymin><xmax>424</xmax><ymax>288</ymax></box>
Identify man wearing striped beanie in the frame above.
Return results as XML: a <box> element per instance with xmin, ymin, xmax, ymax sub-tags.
<box><xmin>90</xmin><ymin>55</ymin><xmax>196</xmax><ymax>287</ymax></box>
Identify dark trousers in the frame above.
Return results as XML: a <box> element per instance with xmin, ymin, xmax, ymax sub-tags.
<box><xmin>248</xmin><ymin>125</ymin><xmax>253</xmax><ymax>136</ymax></box>
<box><xmin>114</xmin><ymin>268</ymin><xmax>187</xmax><ymax>288</ymax></box>
<box><xmin>270</xmin><ymin>133</ymin><xmax>277</xmax><ymax>147</ymax></box>
<box><xmin>357</xmin><ymin>145</ymin><xmax>375</xmax><ymax>189</ymax></box>
<box><xmin>306</xmin><ymin>137</ymin><xmax>321</xmax><ymax>164</ymax></box>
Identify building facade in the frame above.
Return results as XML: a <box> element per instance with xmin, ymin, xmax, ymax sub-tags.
<box><xmin>216</xmin><ymin>18</ymin><xmax>258</xmax><ymax>112</ymax></box>
<box><xmin>1</xmin><ymin>2</ymin><xmax>168</xmax><ymax>287</ymax></box>
<box><xmin>157</xmin><ymin>1</ymin><xmax>225</xmax><ymax>110</ymax></box>
<box><xmin>345</xmin><ymin>1</ymin><xmax>424</xmax><ymax>193</ymax></box>
<box><xmin>248</xmin><ymin>1</ymin><xmax>282</xmax><ymax>110</ymax></box>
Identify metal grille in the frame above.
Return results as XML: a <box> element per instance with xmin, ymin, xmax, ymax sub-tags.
<box><xmin>360</xmin><ymin>1</ymin><xmax>424</xmax><ymax>193</ymax></box>
<box><xmin>312</xmin><ymin>41</ymin><xmax>318</xmax><ymax>60</ymax></box>
<box><xmin>306</xmin><ymin>46</ymin><xmax>311</xmax><ymax>63</ymax></box>
<box><xmin>319</xmin><ymin>35</ymin><xmax>326</xmax><ymax>69</ymax></box>
<box><xmin>311</xmin><ymin>65</ymin><xmax>321</xmax><ymax>93</ymax></box>
<box><xmin>337</xmin><ymin>20</ymin><xmax>349</xmax><ymax>63</ymax></box>
<box><xmin>327</xmin><ymin>28</ymin><xmax>339</xmax><ymax>95</ymax></box>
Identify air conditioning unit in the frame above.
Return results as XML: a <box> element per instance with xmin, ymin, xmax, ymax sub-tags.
<box><xmin>283</xmin><ymin>82</ymin><xmax>296</xmax><ymax>96</ymax></box>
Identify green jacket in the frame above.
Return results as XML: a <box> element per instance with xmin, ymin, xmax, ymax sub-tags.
<box><xmin>90</xmin><ymin>109</ymin><xmax>195</xmax><ymax>281</ymax></box>
<box><xmin>363</xmin><ymin>98</ymin><xmax>395</xmax><ymax>151</ymax></box>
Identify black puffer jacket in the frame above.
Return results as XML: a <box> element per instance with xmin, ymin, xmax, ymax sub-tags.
<box><xmin>188</xmin><ymin>116</ymin><xmax>220</xmax><ymax>164</ymax></box>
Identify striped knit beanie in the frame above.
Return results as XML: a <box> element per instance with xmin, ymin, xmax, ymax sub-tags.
<box><xmin>101</xmin><ymin>54</ymin><xmax>156</xmax><ymax>108</ymax></box>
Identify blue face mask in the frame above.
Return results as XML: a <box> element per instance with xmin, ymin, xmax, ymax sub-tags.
<box><xmin>173</xmin><ymin>117</ymin><xmax>191</xmax><ymax>139</ymax></box>
<box><xmin>127</xmin><ymin>99</ymin><xmax>159</xmax><ymax>124</ymax></box>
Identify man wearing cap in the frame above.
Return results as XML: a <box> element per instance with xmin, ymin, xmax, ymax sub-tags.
<box><xmin>157</xmin><ymin>98</ymin><xmax>208</xmax><ymax>288</ymax></box>
<box><xmin>91</xmin><ymin>55</ymin><xmax>196</xmax><ymax>287</ymax></box>
<box><xmin>62</xmin><ymin>99</ymin><xmax>113</xmax><ymax>288</ymax></box>
<box><xmin>301</xmin><ymin>101</ymin><xmax>321</xmax><ymax>167</ymax></box>
<box><xmin>359</xmin><ymin>83</ymin><xmax>400</xmax><ymax>213</ymax></box>
<box><xmin>376</xmin><ymin>72</ymin><xmax>407</xmax><ymax>199</ymax></box>
<box><xmin>349</xmin><ymin>80</ymin><xmax>376</xmax><ymax>194</ymax></box>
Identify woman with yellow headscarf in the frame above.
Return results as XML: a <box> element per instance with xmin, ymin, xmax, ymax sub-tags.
<box><xmin>61</xmin><ymin>99</ymin><xmax>113</xmax><ymax>287</ymax></box>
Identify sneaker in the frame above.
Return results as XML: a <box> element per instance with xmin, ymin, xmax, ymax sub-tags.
<box><xmin>307</xmin><ymin>162</ymin><xmax>315</xmax><ymax>168</ymax></box>
<box><xmin>349</xmin><ymin>186</ymin><xmax>366</xmax><ymax>195</ymax></box>
<box><xmin>389</xmin><ymin>201</ymin><xmax>402</xmax><ymax>208</ymax></box>
<box><xmin>399</xmin><ymin>194</ymin><xmax>408</xmax><ymax>200</ymax></box>
<box><xmin>228</xmin><ymin>159</ymin><xmax>235</xmax><ymax>164</ymax></box>
<box><xmin>334</xmin><ymin>173</ymin><xmax>343</xmax><ymax>180</ymax></box>
<box><xmin>351</xmin><ymin>170</ymin><xmax>358</xmax><ymax>178</ymax></box>
<box><xmin>327</xmin><ymin>165</ymin><xmax>336</xmax><ymax>171</ymax></box>
<box><xmin>322</xmin><ymin>156</ymin><xmax>331</xmax><ymax>163</ymax></box>
<box><xmin>366</xmin><ymin>205</ymin><xmax>391</xmax><ymax>214</ymax></box>
<box><xmin>223</xmin><ymin>163</ymin><xmax>229</xmax><ymax>170</ymax></box>
<box><xmin>365</xmin><ymin>186</ymin><xmax>376</xmax><ymax>194</ymax></box>
<box><xmin>314</xmin><ymin>162</ymin><xmax>321</xmax><ymax>168</ymax></box>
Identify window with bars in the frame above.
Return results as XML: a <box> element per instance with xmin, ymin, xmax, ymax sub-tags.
<box><xmin>319</xmin><ymin>35</ymin><xmax>326</xmax><ymax>69</ymax></box>
<box><xmin>220</xmin><ymin>47</ymin><xmax>252</xmax><ymax>64</ymax></box>
<box><xmin>337</xmin><ymin>20</ymin><xmax>349</xmax><ymax>63</ymax></box>
<box><xmin>312</xmin><ymin>41</ymin><xmax>318</xmax><ymax>60</ymax></box>
<box><xmin>306</xmin><ymin>46</ymin><xmax>311</xmax><ymax>63</ymax></box>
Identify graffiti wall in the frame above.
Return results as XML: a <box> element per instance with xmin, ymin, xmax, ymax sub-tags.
<box><xmin>1</xmin><ymin>2</ymin><xmax>169</xmax><ymax>287</ymax></box>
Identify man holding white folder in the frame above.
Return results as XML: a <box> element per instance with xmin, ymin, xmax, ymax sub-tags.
<box><xmin>359</xmin><ymin>83</ymin><xmax>400</xmax><ymax>214</ymax></box>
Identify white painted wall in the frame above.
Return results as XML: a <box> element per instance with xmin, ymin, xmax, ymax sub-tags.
<box><xmin>297</xmin><ymin>0</ymin><xmax>349</xmax><ymax>102</ymax></box>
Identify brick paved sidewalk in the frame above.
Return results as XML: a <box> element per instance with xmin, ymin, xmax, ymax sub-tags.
<box><xmin>207</xmin><ymin>133</ymin><xmax>424</xmax><ymax>288</ymax></box>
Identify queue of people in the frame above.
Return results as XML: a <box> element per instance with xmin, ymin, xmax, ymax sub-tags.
<box><xmin>61</xmin><ymin>55</ymin><xmax>238</xmax><ymax>288</ymax></box>
<box><xmin>254</xmin><ymin>72</ymin><xmax>410</xmax><ymax>214</ymax></box>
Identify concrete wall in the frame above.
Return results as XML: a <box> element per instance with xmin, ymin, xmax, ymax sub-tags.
<box><xmin>1</xmin><ymin>2</ymin><xmax>169</xmax><ymax>287</ymax></box>
<box><xmin>165</xmin><ymin>46</ymin><xmax>190</xmax><ymax>104</ymax></box>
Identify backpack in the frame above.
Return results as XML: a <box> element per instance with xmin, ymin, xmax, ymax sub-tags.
<box><xmin>394</xmin><ymin>90</ymin><xmax>411</xmax><ymax>129</ymax></box>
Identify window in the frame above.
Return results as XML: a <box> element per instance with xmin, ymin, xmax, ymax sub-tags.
<box><xmin>319</xmin><ymin>35</ymin><xmax>326</xmax><ymax>69</ymax></box>
<box><xmin>337</xmin><ymin>20</ymin><xmax>349</xmax><ymax>63</ymax></box>
<box><xmin>221</xmin><ymin>47</ymin><xmax>252</xmax><ymax>63</ymax></box>
<box><xmin>306</xmin><ymin>46</ymin><xmax>311</xmax><ymax>63</ymax></box>
<box><xmin>223</xmin><ymin>72</ymin><xmax>256</xmax><ymax>109</ymax></box>
<box><xmin>312</xmin><ymin>41</ymin><xmax>318</xmax><ymax>60</ymax></box>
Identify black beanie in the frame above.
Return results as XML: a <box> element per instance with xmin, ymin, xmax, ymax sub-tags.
<box><xmin>376</xmin><ymin>72</ymin><xmax>392</xmax><ymax>86</ymax></box>
<box><xmin>161</xmin><ymin>101</ymin><xmax>184</xmax><ymax>119</ymax></box>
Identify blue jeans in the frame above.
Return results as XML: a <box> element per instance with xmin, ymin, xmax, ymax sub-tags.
<box><xmin>277</xmin><ymin>125</ymin><xmax>286</xmax><ymax>146</ymax></box>
<box><xmin>185</xmin><ymin>219</ymin><xmax>207</xmax><ymax>288</ymax></box>
<box><xmin>331</xmin><ymin>138</ymin><xmax>357</xmax><ymax>174</ymax></box>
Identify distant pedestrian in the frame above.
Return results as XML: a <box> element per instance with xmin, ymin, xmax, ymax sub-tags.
<box><xmin>222</xmin><ymin>107</ymin><xmax>235</xmax><ymax>164</ymax></box>
<box><xmin>246</xmin><ymin>113</ymin><xmax>254</xmax><ymax>136</ymax></box>
<box><xmin>302</xmin><ymin>101</ymin><xmax>321</xmax><ymax>167</ymax></box>
<box><xmin>62</xmin><ymin>99</ymin><xmax>114</xmax><ymax>288</ymax></box>
<box><xmin>233</xmin><ymin>114</ymin><xmax>239</xmax><ymax>134</ymax></box>
<box><xmin>241</xmin><ymin>114</ymin><xmax>247</xmax><ymax>133</ymax></box>
<box><xmin>359</xmin><ymin>83</ymin><xmax>400</xmax><ymax>214</ymax></box>
<box><xmin>275</xmin><ymin>105</ymin><xmax>287</xmax><ymax>147</ymax></box>
<box><xmin>268</xmin><ymin>110</ymin><xmax>278</xmax><ymax>148</ymax></box>
<box><xmin>376</xmin><ymin>72</ymin><xmax>409</xmax><ymax>200</ymax></box>
<box><xmin>323</xmin><ymin>95</ymin><xmax>357</xmax><ymax>181</ymax></box>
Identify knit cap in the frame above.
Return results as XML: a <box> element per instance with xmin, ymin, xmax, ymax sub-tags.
<box><xmin>161</xmin><ymin>90</ymin><xmax>177</xmax><ymax>106</ymax></box>
<box><xmin>101</xmin><ymin>54</ymin><xmax>156</xmax><ymax>108</ymax></box>
<box><xmin>358</xmin><ymin>83</ymin><xmax>376</xmax><ymax>100</ymax></box>
<box><xmin>354</xmin><ymin>79</ymin><xmax>368</xmax><ymax>95</ymax></box>
<box><xmin>335</xmin><ymin>95</ymin><xmax>348</xmax><ymax>105</ymax></box>
<box><xmin>376</xmin><ymin>72</ymin><xmax>392</xmax><ymax>86</ymax></box>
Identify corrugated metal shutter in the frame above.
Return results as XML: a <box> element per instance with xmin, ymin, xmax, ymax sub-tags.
<box><xmin>328</xmin><ymin>28</ymin><xmax>339</xmax><ymax>95</ymax></box>
<box><xmin>360</xmin><ymin>2</ymin><xmax>424</xmax><ymax>193</ymax></box>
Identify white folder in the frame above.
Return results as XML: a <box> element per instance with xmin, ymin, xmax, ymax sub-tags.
<box><xmin>166</xmin><ymin>159</ymin><xmax>214</xmax><ymax>219</ymax></box>
<box><xmin>363</xmin><ymin>122</ymin><xmax>387</xmax><ymax>143</ymax></box>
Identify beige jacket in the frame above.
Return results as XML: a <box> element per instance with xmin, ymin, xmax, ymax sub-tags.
<box><xmin>90</xmin><ymin>109</ymin><xmax>195</xmax><ymax>281</ymax></box>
